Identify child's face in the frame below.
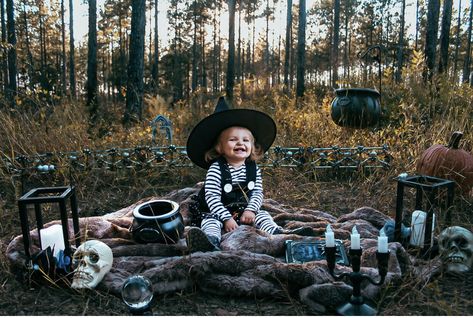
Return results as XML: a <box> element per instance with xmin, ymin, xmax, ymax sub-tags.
<box><xmin>217</xmin><ymin>126</ymin><xmax>254</xmax><ymax>166</ymax></box>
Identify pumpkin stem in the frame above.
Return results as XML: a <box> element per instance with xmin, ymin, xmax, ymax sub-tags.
<box><xmin>447</xmin><ymin>131</ymin><xmax>463</xmax><ymax>149</ymax></box>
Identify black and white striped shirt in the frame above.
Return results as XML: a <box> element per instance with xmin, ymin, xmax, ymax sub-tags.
<box><xmin>205</xmin><ymin>161</ymin><xmax>264</xmax><ymax>222</ymax></box>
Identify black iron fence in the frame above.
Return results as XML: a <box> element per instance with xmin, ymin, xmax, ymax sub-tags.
<box><xmin>2</xmin><ymin>144</ymin><xmax>391</xmax><ymax>175</ymax></box>
<box><xmin>0</xmin><ymin>144</ymin><xmax>392</xmax><ymax>199</ymax></box>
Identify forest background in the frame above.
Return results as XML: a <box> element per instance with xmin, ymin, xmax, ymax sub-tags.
<box><xmin>1</xmin><ymin>0</ymin><xmax>473</xmax><ymax>315</ymax></box>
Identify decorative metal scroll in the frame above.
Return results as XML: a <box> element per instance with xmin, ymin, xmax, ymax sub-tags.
<box><xmin>150</xmin><ymin>115</ymin><xmax>173</xmax><ymax>144</ymax></box>
<box><xmin>2</xmin><ymin>145</ymin><xmax>391</xmax><ymax>178</ymax></box>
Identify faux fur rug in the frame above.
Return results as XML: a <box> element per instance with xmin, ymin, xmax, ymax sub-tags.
<box><xmin>5</xmin><ymin>184</ymin><xmax>440</xmax><ymax>314</ymax></box>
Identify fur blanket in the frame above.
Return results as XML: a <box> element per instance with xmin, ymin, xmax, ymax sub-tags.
<box><xmin>5</xmin><ymin>184</ymin><xmax>439</xmax><ymax>314</ymax></box>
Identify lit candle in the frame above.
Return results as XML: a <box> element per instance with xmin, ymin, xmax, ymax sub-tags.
<box><xmin>325</xmin><ymin>224</ymin><xmax>335</xmax><ymax>247</ymax></box>
<box><xmin>350</xmin><ymin>226</ymin><xmax>360</xmax><ymax>250</ymax></box>
<box><xmin>377</xmin><ymin>228</ymin><xmax>388</xmax><ymax>253</ymax></box>
<box><xmin>398</xmin><ymin>172</ymin><xmax>408</xmax><ymax>180</ymax></box>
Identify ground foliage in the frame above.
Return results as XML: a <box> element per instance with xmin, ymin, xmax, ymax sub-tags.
<box><xmin>1</xmin><ymin>68</ymin><xmax>473</xmax><ymax>315</ymax></box>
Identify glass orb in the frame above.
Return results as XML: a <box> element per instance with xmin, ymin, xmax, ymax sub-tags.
<box><xmin>121</xmin><ymin>275</ymin><xmax>154</xmax><ymax>311</ymax></box>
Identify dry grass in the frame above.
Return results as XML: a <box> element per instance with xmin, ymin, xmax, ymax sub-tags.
<box><xmin>1</xmin><ymin>64</ymin><xmax>473</xmax><ymax>314</ymax></box>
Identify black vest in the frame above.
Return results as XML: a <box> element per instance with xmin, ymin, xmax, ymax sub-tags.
<box><xmin>189</xmin><ymin>157</ymin><xmax>257</xmax><ymax>226</ymax></box>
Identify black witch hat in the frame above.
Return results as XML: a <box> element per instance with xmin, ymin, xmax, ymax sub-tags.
<box><xmin>186</xmin><ymin>97</ymin><xmax>277</xmax><ymax>169</ymax></box>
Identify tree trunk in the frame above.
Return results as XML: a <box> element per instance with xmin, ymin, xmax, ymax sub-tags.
<box><xmin>152</xmin><ymin>0</ymin><xmax>159</xmax><ymax>91</ymax></box>
<box><xmin>191</xmin><ymin>2</ymin><xmax>198</xmax><ymax>92</ymax></box>
<box><xmin>462</xmin><ymin>0</ymin><xmax>473</xmax><ymax>83</ymax></box>
<box><xmin>395</xmin><ymin>0</ymin><xmax>406</xmax><ymax>82</ymax></box>
<box><xmin>201</xmin><ymin>22</ymin><xmax>207</xmax><ymax>89</ymax></box>
<box><xmin>290</xmin><ymin>33</ymin><xmax>295</xmax><ymax>89</ymax></box>
<box><xmin>284</xmin><ymin>0</ymin><xmax>292</xmax><ymax>93</ymax></box>
<box><xmin>218</xmin><ymin>11</ymin><xmax>222</xmax><ymax>92</ymax></box>
<box><xmin>38</xmin><ymin>3</ymin><xmax>47</xmax><ymax>89</ymax></box>
<box><xmin>124</xmin><ymin>0</ymin><xmax>146</xmax><ymax>124</ymax></box>
<box><xmin>87</xmin><ymin>0</ymin><xmax>98</xmax><ymax>121</ymax></box>
<box><xmin>226</xmin><ymin>0</ymin><xmax>236</xmax><ymax>101</ymax></box>
<box><xmin>332</xmin><ymin>0</ymin><xmax>340</xmax><ymax>88</ymax></box>
<box><xmin>21</xmin><ymin>2</ymin><xmax>34</xmax><ymax>93</ymax></box>
<box><xmin>277</xmin><ymin>35</ymin><xmax>281</xmax><ymax>85</ymax></box>
<box><xmin>1</xmin><ymin>0</ymin><xmax>7</xmax><ymax>95</ymax></box>
<box><xmin>118</xmin><ymin>13</ymin><xmax>126</xmax><ymax>101</ymax></box>
<box><xmin>343</xmin><ymin>0</ymin><xmax>350</xmax><ymax>80</ymax></box>
<box><xmin>424</xmin><ymin>0</ymin><xmax>440</xmax><ymax>81</ymax></box>
<box><xmin>453</xmin><ymin>0</ymin><xmax>462</xmax><ymax>80</ymax></box>
<box><xmin>265</xmin><ymin>0</ymin><xmax>270</xmax><ymax>88</ymax></box>
<box><xmin>60</xmin><ymin>0</ymin><xmax>67</xmax><ymax>96</ymax></box>
<box><xmin>6</xmin><ymin>0</ymin><xmax>16</xmax><ymax>106</ymax></box>
<box><xmin>296</xmin><ymin>0</ymin><xmax>306</xmax><ymax>98</ymax></box>
<box><xmin>69</xmin><ymin>0</ymin><xmax>76</xmax><ymax>99</ymax></box>
<box><xmin>438</xmin><ymin>0</ymin><xmax>453</xmax><ymax>74</ymax></box>
<box><xmin>237</xmin><ymin>0</ymin><xmax>241</xmax><ymax>84</ymax></box>
<box><xmin>241</xmin><ymin>46</ymin><xmax>245</xmax><ymax>97</ymax></box>
<box><xmin>415</xmin><ymin>0</ymin><xmax>420</xmax><ymax>51</ymax></box>
<box><xmin>185</xmin><ymin>58</ymin><xmax>190</xmax><ymax>99</ymax></box>
<box><xmin>212</xmin><ymin>4</ymin><xmax>218</xmax><ymax>92</ymax></box>
<box><xmin>252</xmin><ymin>13</ymin><xmax>255</xmax><ymax>68</ymax></box>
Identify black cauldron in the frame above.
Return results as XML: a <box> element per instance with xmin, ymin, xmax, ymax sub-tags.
<box><xmin>131</xmin><ymin>200</ymin><xmax>184</xmax><ymax>244</ymax></box>
<box><xmin>331</xmin><ymin>88</ymin><xmax>381</xmax><ymax>128</ymax></box>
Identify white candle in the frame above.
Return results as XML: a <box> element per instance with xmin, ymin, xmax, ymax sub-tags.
<box><xmin>350</xmin><ymin>226</ymin><xmax>360</xmax><ymax>250</ymax></box>
<box><xmin>325</xmin><ymin>224</ymin><xmax>335</xmax><ymax>247</ymax></box>
<box><xmin>378</xmin><ymin>228</ymin><xmax>388</xmax><ymax>253</ymax></box>
<box><xmin>409</xmin><ymin>210</ymin><xmax>436</xmax><ymax>247</ymax></box>
<box><xmin>40</xmin><ymin>224</ymin><xmax>65</xmax><ymax>257</ymax></box>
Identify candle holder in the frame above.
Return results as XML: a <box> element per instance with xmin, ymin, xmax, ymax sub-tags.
<box><xmin>325</xmin><ymin>246</ymin><xmax>390</xmax><ymax>316</ymax></box>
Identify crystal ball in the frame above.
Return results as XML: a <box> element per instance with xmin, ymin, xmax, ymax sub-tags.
<box><xmin>121</xmin><ymin>275</ymin><xmax>153</xmax><ymax>311</ymax></box>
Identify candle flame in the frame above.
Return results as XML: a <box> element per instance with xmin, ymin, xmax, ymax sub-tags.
<box><xmin>398</xmin><ymin>172</ymin><xmax>408</xmax><ymax>179</ymax></box>
<box><xmin>326</xmin><ymin>224</ymin><xmax>333</xmax><ymax>233</ymax></box>
<box><xmin>380</xmin><ymin>228</ymin><xmax>386</xmax><ymax>237</ymax></box>
<box><xmin>352</xmin><ymin>226</ymin><xmax>358</xmax><ymax>234</ymax></box>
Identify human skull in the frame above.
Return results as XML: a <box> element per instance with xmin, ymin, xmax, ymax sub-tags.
<box><xmin>438</xmin><ymin>226</ymin><xmax>473</xmax><ymax>274</ymax></box>
<box><xmin>71</xmin><ymin>240</ymin><xmax>113</xmax><ymax>289</ymax></box>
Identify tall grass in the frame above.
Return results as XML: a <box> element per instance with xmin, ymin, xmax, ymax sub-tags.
<box><xmin>1</xmin><ymin>66</ymin><xmax>472</xmax><ymax>215</ymax></box>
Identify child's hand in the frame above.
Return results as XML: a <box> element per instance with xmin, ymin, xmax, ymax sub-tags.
<box><xmin>224</xmin><ymin>218</ymin><xmax>239</xmax><ymax>232</ymax></box>
<box><xmin>240</xmin><ymin>210</ymin><xmax>255</xmax><ymax>225</ymax></box>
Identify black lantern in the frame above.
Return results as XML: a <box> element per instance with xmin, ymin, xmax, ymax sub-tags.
<box><xmin>393</xmin><ymin>174</ymin><xmax>455</xmax><ymax>252</ymax></box>
<box><xmin>17</xmin><ymin>186</ymin><xmax>81</xmax><ymax>267</ymax></box>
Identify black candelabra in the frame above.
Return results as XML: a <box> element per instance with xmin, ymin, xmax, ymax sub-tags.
<box><xmin>324</xmin><ymin>246</ymin><xmax>390</xmax><ymax>316</ymax></box>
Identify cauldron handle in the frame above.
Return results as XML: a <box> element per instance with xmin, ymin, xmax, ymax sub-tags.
<box><xmin>357</xmin><ymin>45</ymin><xmax>384</xmax><ymax>97</ymax></box>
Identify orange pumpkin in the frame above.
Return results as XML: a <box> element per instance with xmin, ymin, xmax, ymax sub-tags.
<box><xmin>416</xmin><ymin>131</ymin><xmax>473</xmax><ymax>194</ymax></box>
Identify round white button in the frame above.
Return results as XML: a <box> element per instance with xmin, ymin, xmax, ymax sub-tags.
<box><xmin>224</xmin><ymin>184</ymin><xmax>233</xmax><ymax>193</ymax></box>
<box><xmin>247</xmin><ymin>181</ymin><xmax>255</xmax><ymax>190</ymax></box>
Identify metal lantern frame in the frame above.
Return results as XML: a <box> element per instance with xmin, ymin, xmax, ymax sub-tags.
<box><xmin>393</xmin><ymin>175</ymin><xmax>455</xmax><ymax>249</ymax></box>
<box><xmin>17</xmin><ymin>186</ymin><xmax>81</xmax><ymax>265</ymax></box>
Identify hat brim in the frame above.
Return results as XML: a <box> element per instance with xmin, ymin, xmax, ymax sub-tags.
<box><xmin>186</xmin><ymin>109</ymin><xmax>277</xmax><ymax>169</ymax></box>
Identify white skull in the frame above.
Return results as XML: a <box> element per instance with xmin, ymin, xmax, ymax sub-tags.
<box><xmin>438</xmin><ymin>226</ymin><xmax>473</xmax><ymax>274</ymax></box>
<box><xmin>71</xmin><ymin>240</ymin><xmax>113</xmax><ymax>289</ymax></box>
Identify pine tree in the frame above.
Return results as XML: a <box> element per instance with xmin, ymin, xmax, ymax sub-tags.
<box><xmin>124</xmin><ymin>0</ymin><xmax>146</xmax><ymax>124</ymax></box>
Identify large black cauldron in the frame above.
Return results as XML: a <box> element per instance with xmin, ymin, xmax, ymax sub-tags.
<box><xmin>331</xmin><ymin>88</ymin><xmax>381</xmax><ymax>128</ymax></box>
<box><xmin>131</xmin><ymin>200</ymin><xmax>184</xmax><ymax>244</ymax></box>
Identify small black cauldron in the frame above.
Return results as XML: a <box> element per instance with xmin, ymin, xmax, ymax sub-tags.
<box><xmin>131</xmin><ymin>200</ymin><xmax>184</xmax><ymax>244</ymax></box>
<box><xmin>331</xmin><ymin>88</ymin><xmax>381</xmax><ymax>128</ymax></box>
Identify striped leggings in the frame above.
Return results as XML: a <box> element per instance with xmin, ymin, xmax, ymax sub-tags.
<box><xmin>201</xmin><ymin>210</ymin><xmax>281</xmax><ymax>240</ymax></box>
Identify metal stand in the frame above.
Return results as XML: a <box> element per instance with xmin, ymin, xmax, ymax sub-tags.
<box><xmin>393</xmin><ymin>175</ymin><xmax>454</xmax><ymax>249</ymax></box>
<box><xmin>325</xmin><ymin>247</ymin><xmax>389</xmax><ymax>316</ymax></box>
<box><xmin>17</xmin><ymin>186</ymin><xmax>81</xmax><ymax>265</ymax></box>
